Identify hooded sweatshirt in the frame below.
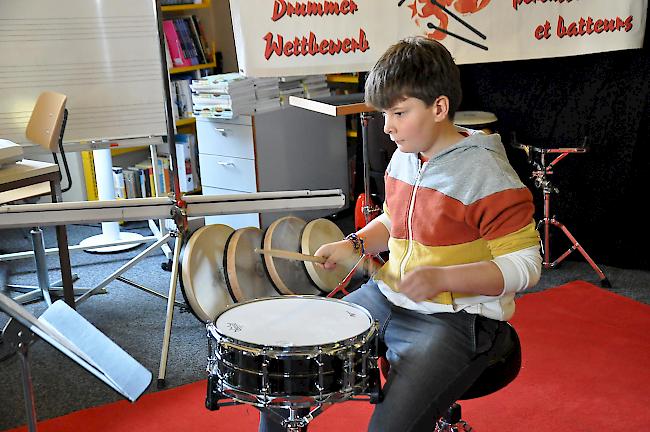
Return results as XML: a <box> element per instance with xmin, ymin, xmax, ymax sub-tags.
<box><xmin>374</xmin><ymin>128</ymin><xmax>540</xmax><ymax>320</ymax></box>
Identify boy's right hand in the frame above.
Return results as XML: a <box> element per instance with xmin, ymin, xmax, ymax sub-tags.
<box><xmin>314</xmin><ymin>240</ymin><xmax>358</xmax><ymax>270</ymax></box>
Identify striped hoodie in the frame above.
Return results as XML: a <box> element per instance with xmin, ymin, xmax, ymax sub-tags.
<box><xmin>374</xmin><ymin>128</ymin><xmax>540</xmax><ymax>320</ymax></box>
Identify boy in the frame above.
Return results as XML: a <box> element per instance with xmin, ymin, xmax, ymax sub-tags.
<box><xmin>261</xmin><ymin>36</ymin><xmax>542</xmax><ymax>431</ymax></box>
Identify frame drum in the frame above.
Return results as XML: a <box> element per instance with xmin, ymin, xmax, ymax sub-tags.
<box><xmin>301</xmin><ymin>218</ymin><xmax>351</xmax><ymax>293</ymax></box>
<box><xmin>262</xmin><ymin>216</ymin><xmax>321</xmax><ymax>295</ymax></box>
<box><xmin>180</xmin><ymin>224</ymin><xmax>235</xmax><ymax>323</ymax></box>
<box><xmin>224</xmin><ymin>227</ymin><xmax>279</xmax><ymax>302</ymax></box>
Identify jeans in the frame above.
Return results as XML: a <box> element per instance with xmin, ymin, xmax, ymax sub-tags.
<box><xmin>259</xmin><ymin>280</ymin><xmax>506</xmax><ymax>432</ymax></box>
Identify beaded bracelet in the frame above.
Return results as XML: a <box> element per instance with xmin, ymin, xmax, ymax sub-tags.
<box><xmin>344</xmin><ymin>233</ymin><xmax>365</xmax><ymax>255</ymax></box>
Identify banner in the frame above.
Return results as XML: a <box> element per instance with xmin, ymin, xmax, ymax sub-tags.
<box><xmin>229</xmin><ymin>0</ymin><xmax>647</xmax><ymax>77</ymax></box>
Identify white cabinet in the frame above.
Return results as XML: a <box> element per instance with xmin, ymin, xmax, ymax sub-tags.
<box><xmin>197</xmin><ymin>107</ymin><xmax>348</xmax><ymax>229</ymax></box>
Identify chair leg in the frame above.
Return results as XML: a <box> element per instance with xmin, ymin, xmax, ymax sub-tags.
<box><xmin>434</xmin><ymin>403</ymin><xmax>473</xmax><ymax>432</ymax></box>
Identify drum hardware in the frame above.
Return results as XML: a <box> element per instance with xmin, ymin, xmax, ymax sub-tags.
<box><xmin>512</xmin><ymin>134</ymin><xmax>611</xmax><ymax>288</ymax></box>
<box><xmin>326</xmin><ymin>252</ymin><xmax>384</xmax><ymax>299</ymax></box>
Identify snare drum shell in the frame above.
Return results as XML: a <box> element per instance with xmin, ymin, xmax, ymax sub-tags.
<box><xmin>208</xmin><ymin>296</ymin><xmax>378</xmax><ymax>400</ymax></box>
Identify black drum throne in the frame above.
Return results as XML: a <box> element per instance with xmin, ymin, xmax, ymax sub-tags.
<box><xmin>434</xmin><ymin>324</ymin><xmax>521</xmax><ymax>432</ymax></box>
<box><xmin>379</xmin><ymin>323</ymin><xmax>521</xmax><ymax>432</ymax></box>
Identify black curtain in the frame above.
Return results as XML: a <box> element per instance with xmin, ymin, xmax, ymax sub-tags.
<box><xmin>458</xmin><ymin>33</ymin><xmax>649</xmax><ymax>269</ymax></box>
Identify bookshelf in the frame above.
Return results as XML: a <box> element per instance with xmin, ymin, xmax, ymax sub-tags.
<box><xmin>162</xmin><ymin>1</ymin><xmax>217</xmax><ymax>129</ymax></box>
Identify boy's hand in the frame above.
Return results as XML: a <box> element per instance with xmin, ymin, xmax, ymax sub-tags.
<box><xmin>397</xmin><ymin>267</ymin><xmax>445</xmax><ymax>302</ymax></box>
<box><xmin>314</xmin><ymin>240</ymin><xmax>358</xmax><ymax>270</ymax></box>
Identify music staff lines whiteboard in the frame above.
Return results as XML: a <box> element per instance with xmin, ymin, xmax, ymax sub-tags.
<box><xmin>0</xmin><ymin>0</ymin><xmax>168</xmax><ymax>150</ymax></box>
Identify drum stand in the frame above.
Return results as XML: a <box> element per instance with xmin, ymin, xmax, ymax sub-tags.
<box><xmin>513</xmin><ymin>138</ymin><xmax>611</xmax><ymax>288</ymax></box>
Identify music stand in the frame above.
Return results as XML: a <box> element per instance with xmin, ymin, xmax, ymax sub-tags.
<box><xmin>0</xmin><ymin>292</ymin><xmax>152</xmax><ymax>432</ymax></box>
<box><xmin>512</xmin><ymin>137</ymin><xmax>611</xmax><ymax>288</ymax></box>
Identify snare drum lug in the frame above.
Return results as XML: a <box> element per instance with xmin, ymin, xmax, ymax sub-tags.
<box><xmin>368</xmin><ymin>365</ymin><xmax>384</xmax><ymax>404</ymax></box>
<box><xmin>317</xmin><ymin>348</ymin><xmax>325</xmax><ymax>400</ymax></box>
<box><xmin>261</xmin><ymin>351</ymin><xmax>271</xmax><ymax>397</ymax></box>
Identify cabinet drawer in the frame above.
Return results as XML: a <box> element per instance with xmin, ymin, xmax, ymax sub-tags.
<box><xmin>202</xmin><ymin>186</ymin><xmax>260</xmax><ymax>229</ymax></box>
<box><xmin>196</xmin><ymin>119</ymin><xmax>255</xmax><ymax>159</ymax></box>
<box><xmin>198</xmin><ymin>154</ymin><xmax>257</xmax><ymax>192</ymax></box>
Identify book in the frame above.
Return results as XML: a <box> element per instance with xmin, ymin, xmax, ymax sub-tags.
<box><xmin>174</xmin><ymin>134</ymin><xmax>199</xmax><ymax>193</ymax></box>
<box><xmin>185</xmin><ymin>16</ymin><xmax>207</xmax><ymax>64</ymax></box>
<box><xmin>162</xmin><ymin>20</ymin><xmax>191</xmax><ymax>67</ymax></box>
<box><xmin>81</xmin><ymin>151</ymin><xmax>98</xmax><ymax>201</ymax></box>
<box><xmin>191</xmin><ymin>15</ymin><xmax>211</xmax><ymax>63</ymax></box>
<box><xmin>112</xmin><ymin>167</ymin><xmax>126</xmax><ymax>199</ymax></box>
<box><xmin>174</xmin><ymin>18</ymin><xmax>197</xmax><ymax>66</ymax></box>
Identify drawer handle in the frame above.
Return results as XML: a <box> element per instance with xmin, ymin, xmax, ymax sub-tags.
<box><xmin>217</xmin><ymin>161</ymin><xmax>236</xmax><ymax>167</ymax></box>
<box><xmin>214</xmin><ymin>127</ymin><xmax>228</xmax><ymax>136</ymax></box>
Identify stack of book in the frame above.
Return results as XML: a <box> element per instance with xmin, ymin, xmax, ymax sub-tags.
<box><xmin>277</xmin><ymin>75</ymin><xmax>331</xmax><ymax>105</ymax></box>
<box><xmin>253</xmin><ymin>77</ymin><xmax>281</xmax><ymax>114</ymax></box>
<box><xmin>278</xmin><ymin>76</ymin><xmax>307</xmax><ymax>106</ymax></box>
<box><xmin>190</xmin><ymin>73</ymin><xmax>255</xmax><ymax>119</ymax></box>
<box><xmin>301</xmin><ymin>75</ymin><xmax>330</xmax><ymax>99</ymax></box>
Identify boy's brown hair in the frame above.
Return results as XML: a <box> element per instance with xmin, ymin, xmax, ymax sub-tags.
<box><xmin>364</xmin><ymin>36</ymin><xmax>462</xmax><ymax>119</ymax></box>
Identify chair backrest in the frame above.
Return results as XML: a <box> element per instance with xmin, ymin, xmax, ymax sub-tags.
<box><xmin>25</xmin><ymin>92</ymin><xmax>67</xmax><ymax>152</ymax></box>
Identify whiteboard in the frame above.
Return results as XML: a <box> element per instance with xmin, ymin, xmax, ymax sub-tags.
<box><xmin>0</xmin><ymin>0</ymin><xmax>168</xmax><ymax>150</ymax></box>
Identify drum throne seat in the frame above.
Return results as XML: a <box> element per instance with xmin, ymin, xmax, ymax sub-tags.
<box><xmin>380</xmin><ymin>323</ymin><xmax>521</xmax><ymax>432</ymax></box>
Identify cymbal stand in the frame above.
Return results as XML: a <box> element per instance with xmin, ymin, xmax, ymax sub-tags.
<box><xmin>513</xmin><ymin>137</ymin><xmax>611</xmax><ymax>288</ymax></box>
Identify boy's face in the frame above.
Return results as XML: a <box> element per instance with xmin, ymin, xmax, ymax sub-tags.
<box><xmin>382</xmin><ymin>97</ymin><xmax>443</xmax><ymax>156</ymax></box>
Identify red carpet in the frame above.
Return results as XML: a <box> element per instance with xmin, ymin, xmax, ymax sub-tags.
<box><xmin>5</xmin><ymin>281</ymin><xmax>650</xmax><ymax>431</ymax></box>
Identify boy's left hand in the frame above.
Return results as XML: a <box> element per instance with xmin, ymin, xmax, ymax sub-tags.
<box><xmin>397</xmin><ymin>267</ymin><xmax>445</xmax><ymax>302</ymax></box>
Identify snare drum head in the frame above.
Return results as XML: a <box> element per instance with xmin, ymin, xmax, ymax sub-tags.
<box><xmin>180</xmin><ymin>224</ymin><xmax>235</xmax><ymax>322</ymax></box>
<box><xmin>263</xmin><ymin>216</ymin><xmax>321</xmax><ymax>296</ymax></box>
<box><xmin>225</xmin><ymin>227</ymin><xmax>279</xmax><ymax>302</ymax></box>
<box><xmin>301</xmin><ymin>218</ymin><xmax>349</xmax><ymax>292</ymax></box>
<box><xmin>216</xmin><ymin>297</ymin><xmax>372</xmax><ymax>347</ymax></box>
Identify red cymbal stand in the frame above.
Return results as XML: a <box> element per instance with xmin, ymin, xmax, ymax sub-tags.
<box><xmin>513</xmin><ymin>139</ymin><xmax>611</xmax><ymax>288</ymax></box>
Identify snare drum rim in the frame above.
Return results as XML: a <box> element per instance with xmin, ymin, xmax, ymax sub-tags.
<box><xmin>211</xmin><ymin>295</ymin><xmax>375</xmax><ymax>354</ymax></box>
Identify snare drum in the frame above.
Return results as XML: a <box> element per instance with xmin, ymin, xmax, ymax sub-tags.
<box><xmin>206</xmin><ymin>296</ymin><xmax>379</xmax><ymax>408</ymax></box>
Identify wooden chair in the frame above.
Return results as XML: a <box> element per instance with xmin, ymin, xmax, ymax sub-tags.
<box><xmin>0</xmin><ymin>91</ymin><xmax>77</xmax><ymax>307</ymax></box>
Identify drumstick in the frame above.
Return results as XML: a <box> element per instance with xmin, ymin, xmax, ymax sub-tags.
<box><xmin>254</xmin><ymin>248</ymin><xmax>327</xmax><ymax>264</ymax></box>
